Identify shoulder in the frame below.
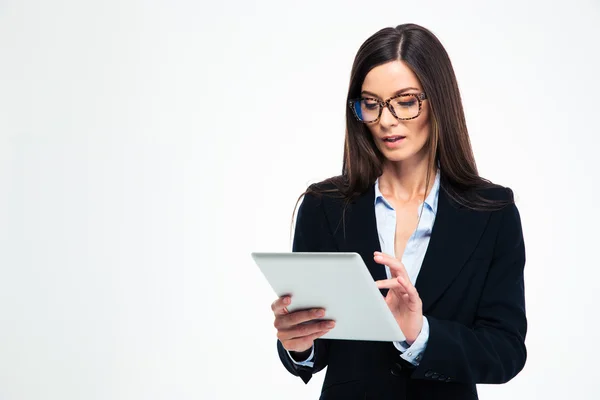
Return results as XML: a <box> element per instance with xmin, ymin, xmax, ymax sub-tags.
<box><xmin>474</xmin><ymin>184</ymin><xmax>515</xmax><ymax>203</ymax></box>
<box><xmin>296</xmin><ymin>176</ymin><xmax>340</xmax><ymax>215</ymax></box>
<box><xmin>456</xmin><ymin>177</ymin><xmax>518</xmax><ymax>214</ymax></box>
<box><xmin>473</xmin><ymin>182</ymin><xmax>521</xmax><ymax>226</ymax></box>
<box><xmin>302</xmin><ymin>175</ymin><xmax>349</xmax><ymax>204</ymax></box>
<box><xmin>445</xmin><ymin>176</ymin><xmax>522</xmax><ymax>234</ymax></box>
<box><xmin>307</xmin><ymin>175</ymin><xmax>346</xmax><ymax>192</ymax></box>
<box><xmin>440</xmin><ymin>174</ymin><xmax>518</xmax><ymax>218</ymax></box>
<box><xmin>296</xmin><ymin>175</ymin><xmax>356</xmax><ymax>223</ymax></box>
<box><xmin>471</xmin><ymin>181</ymin><xmax>524</xmax><ymax>254</ymax></box>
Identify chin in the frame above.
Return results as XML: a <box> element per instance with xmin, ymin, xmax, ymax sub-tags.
<box><xmin>380</xmin><ymin>148</ymin><xmax>419</xmax><ymax>163</ymax></box>
<box><xmin>377</xmin><ymin>142</ymin><xmax>429</xmax><ymax>164</ymax></box>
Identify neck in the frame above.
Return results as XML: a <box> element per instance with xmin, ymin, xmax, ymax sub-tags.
<box><xmin>378</xmin><ymin>155</ymin><xmax>437</xmax><ymax>202</ymax></box>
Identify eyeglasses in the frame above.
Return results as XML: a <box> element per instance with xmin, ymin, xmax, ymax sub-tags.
<box><xmin>348</xmin><ymin>92</ymin><xmax>428</xmax><ymax>123</ymax></box>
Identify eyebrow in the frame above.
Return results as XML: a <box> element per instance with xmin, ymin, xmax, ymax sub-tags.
<box><xmin>360</xmin><ymin>87</ymin><xmax>420</xmax><ymax>98</ymax></box>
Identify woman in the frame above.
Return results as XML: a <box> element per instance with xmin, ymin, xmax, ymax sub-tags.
<box><xmin>270</xmin><ymin>23</ymin><xmax>527</xmax><ymax>400</ymax></box>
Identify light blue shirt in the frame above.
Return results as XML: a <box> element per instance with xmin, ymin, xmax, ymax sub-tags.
<box><xmin>288</xmin><ymin>170</ymin><xmax>440</xmax><ymax>368</ymax></box>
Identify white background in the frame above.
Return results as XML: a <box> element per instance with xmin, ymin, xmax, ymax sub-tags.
<box><xmin>1</xmin><ymin>0</ymin><xmax>599</xmax><ymax>399</ymax></box>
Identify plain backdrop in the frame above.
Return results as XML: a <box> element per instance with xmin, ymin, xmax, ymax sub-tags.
<box><xmin>1</xmin><ymin>0</ymin><xmax>599</xmax><ymax>399</ymax></box>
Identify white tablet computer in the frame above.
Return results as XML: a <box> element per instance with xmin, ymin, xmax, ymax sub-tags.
<box><xmin>251</xmin><ymin>252</ymin><xmax>405</xmax><ymax>342</ymax></box>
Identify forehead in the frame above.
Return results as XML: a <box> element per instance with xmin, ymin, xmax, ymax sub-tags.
<box><xmin>361</xmin><ymin>60</ymin><xmax>422</xmax><ymax>97</ymax></box>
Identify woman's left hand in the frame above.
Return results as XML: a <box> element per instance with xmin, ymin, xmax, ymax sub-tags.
<box><xmin>373</xmin><ymin>251</ymin><xmax>423</xmax><ymax>344</ymax></box>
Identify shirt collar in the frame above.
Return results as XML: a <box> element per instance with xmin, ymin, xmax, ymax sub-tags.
<box><xmin>374</xmin><ymin>169</ymin><xmax>441</xmax><ymax>214</ymax></box>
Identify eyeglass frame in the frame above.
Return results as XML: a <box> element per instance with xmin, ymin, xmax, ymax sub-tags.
<box><xmin>348</xmin><ymin>92</ymin><xmax>428</xmax><ymax>123</ymax></box>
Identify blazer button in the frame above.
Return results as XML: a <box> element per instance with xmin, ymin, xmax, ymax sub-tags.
<box><xmin>390</xmin><ymin>362</ymin><xmax>403</xmax><ymax>376</ymax></box>
<box><xmin>431</xmin><ymin>373</ymin><xmax>439</xmax><ymax>379</ymax></box>
<box><xmin>424</xmin><ymin>370</ymin><xmax>433</xmax><ymax>378</ymax></box>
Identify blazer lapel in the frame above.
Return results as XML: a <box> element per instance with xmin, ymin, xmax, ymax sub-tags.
<box><xmin>415</xmin><ymin>188</ymin><xmax>491</xmax><ymax>312</ymax></box>
<box><xmin>321</xmin><ymin>182</ymin><xmax>492</xmax><ymax>311</ymax></box>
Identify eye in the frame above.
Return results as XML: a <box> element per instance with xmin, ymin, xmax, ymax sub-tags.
<box><xmin>361</xmin><ymin>100</ymin><xmax>379</xmax><ymax>110</ymax></box>
<box><xmin>394</xmin><ymin>98</ymin><xmax>417</xmax><ymax>108</ymax></box>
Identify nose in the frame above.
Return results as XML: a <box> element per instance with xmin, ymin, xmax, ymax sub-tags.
<box><xmin>379</xmin><ymin>103</ymin><xmax>398</xmax><ymax>128</ymax></box>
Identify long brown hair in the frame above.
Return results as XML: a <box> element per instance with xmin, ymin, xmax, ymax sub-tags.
<box><xmin>291</xmin><ymin>23</ymin><xmax>514</xmax><ymax>239</ymax></box>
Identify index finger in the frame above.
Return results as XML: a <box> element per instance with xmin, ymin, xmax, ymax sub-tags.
<box><xmin>271</xmin><ymin>295</ymin><xmax>292</xmax><ymax>316</ymax></box>
<box><xmin>374</xmin><ymin>252</ymin><xmax>408</xmax><ymax>278</ymax></box>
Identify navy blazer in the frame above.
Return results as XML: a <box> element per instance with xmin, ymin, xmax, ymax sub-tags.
<box><xmin>276</xmin><ymin>178</ymin><xmax>527</xmax><ymax>400</ymax></box>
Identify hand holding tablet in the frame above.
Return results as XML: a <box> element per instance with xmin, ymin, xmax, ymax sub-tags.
<box><xmin>252</xmin><ymin>252</ymin><xmax>406</xmax><ymax>343</ymax></box>
<box><xmin>270</xmin><ymin>294</ymin><xmax>335</xmax><ymax>355</ymax></box>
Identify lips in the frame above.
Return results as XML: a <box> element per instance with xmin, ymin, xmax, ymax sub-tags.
<box><xmin>382</xmin><ymin>135</ymin><xmax>406</xmax><ymax>142</ymax></box>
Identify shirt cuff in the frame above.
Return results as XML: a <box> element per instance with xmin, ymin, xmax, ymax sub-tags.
<box><xmin>392</xmin><ymin>316</ymin><xmax>430</xmax><ymax>366</ymax></box>
<box><xmin>286</xmin><ymin>345</ymin><xmax>315</xmax><ymax>368</ymax></box>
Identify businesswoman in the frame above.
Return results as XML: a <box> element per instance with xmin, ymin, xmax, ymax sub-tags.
<box><xmin>270</xmin><ymin>23</ymin><xmax>527</xmax><ymax>400</ymax></box>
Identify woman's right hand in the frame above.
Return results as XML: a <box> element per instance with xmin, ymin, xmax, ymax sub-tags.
<box><xmin>272</xmin><ymin>295</ymin><xmax>336</xmax><ymax>355</ymax></box>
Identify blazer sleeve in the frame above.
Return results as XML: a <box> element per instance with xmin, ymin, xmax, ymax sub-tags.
<box><xmin>411</xmin><ymin>201</ymin><xmax>527</xmax><ymax>385</ymax></box>
<box><xmin>276</xmin><ymin>189</ymin><xmax>332</xmax><ymax>384</ymax></box>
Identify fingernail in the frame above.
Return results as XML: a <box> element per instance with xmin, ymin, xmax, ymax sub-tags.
<box><xmin>316</xmin><ymin>310</ymin><xmax>325</xmax><ymax>317</ymax></box>
<box><xmin>326</xmin><ymin>322</ymin><xmax>335</xmax><ymax>328</ymax></box>
<box><xmin>284</xmin><ymin>297</ymin><xmax>290</xmax><ymax>304</ymax></box>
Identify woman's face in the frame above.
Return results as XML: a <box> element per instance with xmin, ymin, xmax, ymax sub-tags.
<box><xmin>360</xmin><ymin>60</ymin><xmax>431</xmax><ymax>164</ymax></box>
